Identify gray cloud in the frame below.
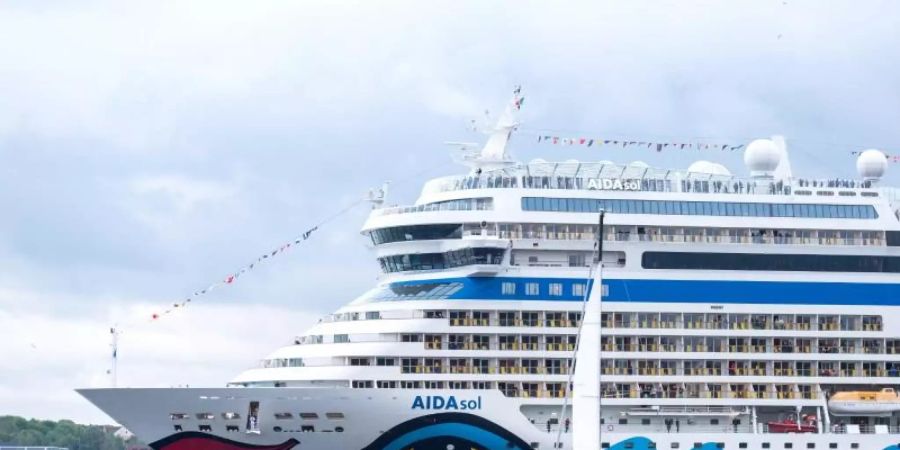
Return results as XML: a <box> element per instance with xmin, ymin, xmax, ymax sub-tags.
<box><xmin>1</xmin><ymin>0</ymin><xmax>899</xmax><ymax>423</ymax></box>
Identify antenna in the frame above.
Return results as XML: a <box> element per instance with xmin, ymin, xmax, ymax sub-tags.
<box><xmin>366</xmin><ymin>182</ymin><xmax>390</xmax><ymax>209</ymax></box>
<box><xmin>453</xmin><ymin>87</ymin><xmax>523</xmax><ymax>172</ymax></box>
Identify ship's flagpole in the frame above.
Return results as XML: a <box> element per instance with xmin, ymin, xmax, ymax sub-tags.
<box><xmin>556</xmin><ymin>210</ymin><xmax>605</xmax><ymax>450</ymax></box>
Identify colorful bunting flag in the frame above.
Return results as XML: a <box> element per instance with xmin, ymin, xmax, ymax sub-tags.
<box><xmin>146</xmin><ymin>223</ymin><xmax>324</xmax><ymax>322</ymax></box>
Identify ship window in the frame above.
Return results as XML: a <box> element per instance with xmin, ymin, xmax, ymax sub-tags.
<box><xmin>670</xmin><ymin>444</ymin><xmax>679</xmax><ymax>449</ymax></box>
<box><xmin>299</xmin><ymin>413</ymin><xmax>319</xmax><ymax>419</ymax></box>
<box><xmin>762</xmin><ymin>444</ymin><xmax>770</xmax><ymax>449</ymax></box>
<box><xmin>739</xmin><ymin>444</ymin><xmax>747</xmax><ymax>449</ymax></box>
<box><xmin>549</xmin><ymin>283</ymin><xmax>563</xmax><ymax>296</ymax></box>
<box><xmin>601</xmin><ymin>444</ymin><xmax>609</xmax><ymax>449</ymax></box>
<box><xmin>618</xmin><ymin>418</ymin><xmax>628</xmax><ymax>425</ymax></box>
<box><xmin>222</xmin><ymin>412</ymin><xmax>241</xmax><ymax>420</ymax></box>
<box><xmin>199</xmin><ymin>425</ymin><xmax>211</xmax><ymax>432</ymax></box>
<box><xmin>806</xmin><ymin>444</ymin><xmax>815</xmax><ymax>449</ymax></box>
<box><xmin>173</xmin><ymin>425</ymin><xmax>182</xmax><ymax>432</ymax></box>
<box><xmin>226</xmin><ymin>425</ymin><xmax>239</xmax><ymax>432</ymax></box>
<box><xmin>572</xmin><ymin>283</ymin><xmax>586</xmax><ymax>297</ymax></box>
<box><xmin>828</xmin><ymin>444</ymin><xmax>836</xmax><ymax>449</ymax></box>
<box><xmin>274</xmin><ymin>412</ymin><xmax>293</xmax><ymax>419</ymax></box>
<box><xmin>888</xmin><ymin>231</ymin><xmax>900</xmax><ymax>246</ymax></box>
<box><xmin>196</xmin><ymin>413</ymin><xmax>215</xmax><ymax>420</ymax></box>
<box><xmin>784</xmin><ymin>444</ymin><xmax>792</xmax><ymax>449</ymax></box>
<box><xmin>301</xmin><ymin>425</ymin><xmax>315</xmax><ymax>432</ymax></box>
<box><xmin>326</xmin><ymin>412</ymin><xmax>345</xmax><ymax>419</ymax></box>
<box><xmin>502</xmin><ymin>282</ymin><xmax>516</xmax><ymax>295</ymax></box>
<box><xmin>641</xmin><ymin>418</ymin><xmax>651</xmax><ymax>425</ymax></box>
<box><xmin>850</xmin><ymin>444</ymin><xmax>858</xmax><ymax>449</ymax></box>
<box><xmin>533</xmin><ymin>443</ymin><xmax>542</xmax><ymax>449</ymax></box>
<box><xmin>334</xmin><ymin>334</ymin><xmax>349</xmax><ymax>343</ymax></box>
<box><xmin>526</xmin><ymin>283</ymin><xmax>540</xmax><ymax>295</ymax></box>
<box><xmin>369</xmin><ymin>224</ymin><xmax>463</xmax><ymax>245</ymax></box>
<box><xmin>170</xmin><ymin>413</ymin><xmax>189</xmax><ymax>420</ymax></box>
<box><xmin>710</xmin><ymin>419</ymin><xmax>719</xmax><ymax>425</ymax></box>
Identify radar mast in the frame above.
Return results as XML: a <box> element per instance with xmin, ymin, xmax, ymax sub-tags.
<box><xmin>452</xmin><ymin>87</ymin><xmax>523</xmax><ymax>172</ymax></box>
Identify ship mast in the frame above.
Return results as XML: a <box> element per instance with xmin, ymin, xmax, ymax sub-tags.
<box><xmin>557</xmin><ymin>211</ymin><xmax>605</xmax><ymax>450</ymax></box>
<box><xmin>452</xmin><ymin>87</ymin><xmax>523</xmax><ymax>172</ymax></box>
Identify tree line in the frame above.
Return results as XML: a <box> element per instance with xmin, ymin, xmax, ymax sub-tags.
<box><xmin>0</xmin><ymin>416</ymin><xmax>137</xmax><ymax>450</ymax></box>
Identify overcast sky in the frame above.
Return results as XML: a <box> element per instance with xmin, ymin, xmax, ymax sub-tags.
<box><xmin>2</xmin><ymin>0</ymin><xmax>899</xmax><ymax>424</ymax></box>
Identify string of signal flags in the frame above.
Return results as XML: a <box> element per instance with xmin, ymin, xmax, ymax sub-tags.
<box><xmin>138</xmin><ymin>197</ymin><xmax>368</xmax><ymax>325</ymax></box>
<box><xmin>523</xmin><ymin>129</ymin><xmax>900</xmax><ymax>163</ymax></box>
<box><xmin>533</xmin><ymin>133</ymin><xmax>745</xmax><ymax>152</ymax></box>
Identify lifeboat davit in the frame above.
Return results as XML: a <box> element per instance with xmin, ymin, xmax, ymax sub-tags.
<box><xmin>828</xmin><ymin>388</ymin><xmax>900</xmax><ymax>416</ymax></box>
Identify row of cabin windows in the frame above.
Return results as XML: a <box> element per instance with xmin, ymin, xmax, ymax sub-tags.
<box><xmin>521</xmin><ymin>196</ymin><xmax>878</xmax><ymax>219</ymax></box>
<box><xmin>501</xmin><ymin>281</ymin><xmax>586</xmax><ymax>297</ymax></box>
<box><xmin>642</xmin><ymin>251</ymin><xmax>900</xmax><ymax>273</ymax></box>
<box><xmin>171</xmin><ymin>412</ymin><xmax>343</xmax><ymax>420</ymax></box>
<box><xmin>386</xmin><ymin>197</ymin><xmax>493</xmax><ymax>215</ymax></box>
<box><xmin>378</xmin><ymin>248</ymin><xmax>503</xmax><ymax>273</ymax></box>
<box><xmin>367</xmin><ymin>222</ymin><xmax>895</xmax><ymax>247</ymax></box>
<box><xmin>173</xmin><ymin>424</ymin><xmax>339</xmax><ymax>433</ymax></box>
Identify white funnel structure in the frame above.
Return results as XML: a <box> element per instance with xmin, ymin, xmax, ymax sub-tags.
<box><xmin>572</xmin><ymin>216</ymin><xmax>604</xmax><ymax>450</ymax></box>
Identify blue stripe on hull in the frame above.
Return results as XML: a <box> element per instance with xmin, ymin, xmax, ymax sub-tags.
<box><xmin>384</xmin><ymin>277</ymin><xmax>900</xmax><ymax>306</ymax></box>
<box><xmin>604</xmin><ymin>278</ymin><xmax>900</xmax><ymax>306</ymax></box>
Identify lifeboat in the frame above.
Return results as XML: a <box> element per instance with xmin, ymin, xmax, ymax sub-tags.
<box><xmin>828</xmin><ymin>388</ymin><xmax>900</xmax><ymax>416</ymax></box>
<box><xmin>767</xmin><ymin>415</ymin><xmax>817</xmax><ymax>433</ymax></box>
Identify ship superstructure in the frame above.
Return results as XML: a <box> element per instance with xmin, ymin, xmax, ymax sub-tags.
<box><xmin>81</xmin><ymin>92</ymin><xmax>900</xmax><ymax>450</ymax></box>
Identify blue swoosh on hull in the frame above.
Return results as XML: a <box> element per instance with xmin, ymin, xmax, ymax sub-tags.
<box><xmin>377</xmin><ymin>277</ymin><xmax>900</xmax><ymax>306</ymax></box>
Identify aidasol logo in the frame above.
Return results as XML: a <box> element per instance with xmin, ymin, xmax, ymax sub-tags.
<box><xmin>411</xmin><ymin>395</ymin><xmax>482</xmax><ymax>410</ymax></box>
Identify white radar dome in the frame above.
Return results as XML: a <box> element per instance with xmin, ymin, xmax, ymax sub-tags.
<box><xmin>743</xmin><ymin>139</ymin><xmax>781</xmax><ymax>177</ymax></box>
<box><xmin>687</xmin><ymin>160</ymin><xmax>732</xmax><ymax>176</ymax></box>
<box><xmin>856</xmin><ymin>149</ymin><xmax>887</xmax><ymax>180</ymax></box>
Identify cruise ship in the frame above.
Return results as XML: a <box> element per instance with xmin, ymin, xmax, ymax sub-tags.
<box><xmin>80</xmin><ymin>91</ymin><xmax>900</xmax><ymax>450</ymax></box>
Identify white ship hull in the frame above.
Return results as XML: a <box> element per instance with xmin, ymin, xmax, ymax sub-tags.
<box><xmin>79</xmin><ymin>387</ymin><xmax>900</xmax><ymax>450</ymax></box>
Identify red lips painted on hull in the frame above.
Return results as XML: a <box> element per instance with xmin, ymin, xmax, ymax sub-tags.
<box><xmin>150</xmin><ymin>432</ymin><xmax>299</xmax><ymax>450</ymax></box>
